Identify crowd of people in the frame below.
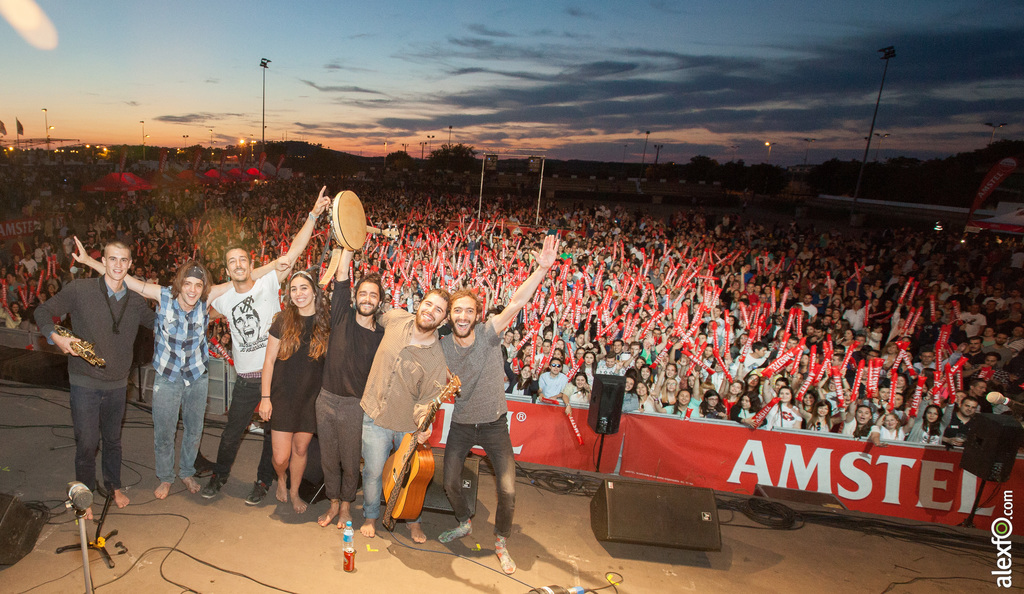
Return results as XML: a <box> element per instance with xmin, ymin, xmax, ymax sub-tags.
<box><xmin>4</xmin><ymin>170</ymin><xmax>1024</xmax><ymax>456</ymax></box>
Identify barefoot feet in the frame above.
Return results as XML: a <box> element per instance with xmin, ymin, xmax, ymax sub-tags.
<box><xmin>360</xmin><ymin>518</ymin><xmax>377</xmax><ymax>538</ymax></box>
<box><xmin>182</xmin><ymin>476</ymin><xmax>201</xmax><ymax>494</ymax></box>
<box><xmin>112</xmin><ymin>489</ymin><xmax>130</xmax><ymax>509</ymax></box>
<box><xmin>275</xmin><ymin>482</ymin><xmax>288</xmax><ymax>504</ymax></box>
<box><xmin>290</xmin><ymin>490</ymin><xmax>307</xmax><ymax>513</ymax></box>
<box><xmin>154</xmin><ymin>482</ymin><xmax>172</xmax><ymax>500</ymax></box>
<box><xmin>318</xmin><ymin>500</ymin><xmax>340</xmax><ymax>527</ymax></box>
<box><xmin>409</xmin><ymin>522</ymin><xmax>427</xmax><ymax>544</ymax></box>
<box><xmin>337</xmin><ymin>501</ymin><xmax>352</xmax><ymax>528</ymax></box>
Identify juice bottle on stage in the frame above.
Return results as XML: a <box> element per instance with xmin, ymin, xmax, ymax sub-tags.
<box><xmin>343</xmin><ymin>521</ymin><xmax>355</xmax><ymax>572</ymax></box>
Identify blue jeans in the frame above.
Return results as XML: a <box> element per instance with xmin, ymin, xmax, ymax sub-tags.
<box><xmin>361</xmin><ymin>413</ymin><xmax>420</xmax><ymax>522</ymax></box>
<box><xmin>69</xmin><ymin>384</ymin><xmax>127</xmax><ymax>492</ymax></box>
<box><xmin>152</xmin><ymin>373</ymin><xmax>209</xmax><ymax>484</ymax></box>
<box><xmin>443</xmin><ymin>414</ymin><xmax>516</xmax><ymax>537</ymax></box>
<box><xmin>212</xmin><ymin>376</ymin><xmax>275</xmax><ymax>485</ymax></box>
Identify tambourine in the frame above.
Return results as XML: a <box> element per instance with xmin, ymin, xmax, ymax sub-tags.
<box><xmin>320</xmin><ymin>191</ymin><xmax>397</xmax><ymax>286</ymax></box>
<box><xmin>330</xmin><ymin>190</ymin><xmax>371</xmax><ymax>251</ymax></box>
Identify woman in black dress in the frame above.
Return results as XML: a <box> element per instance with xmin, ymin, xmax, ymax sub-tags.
<box><xmin>259</xmin><ymin>270</ymin><xmax>330</xmax><ymax>513</ymax></box>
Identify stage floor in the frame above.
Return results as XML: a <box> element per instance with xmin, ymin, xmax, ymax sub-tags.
<box><xmin>0</xmin><ymin>380</ymin><xmax>1007</xmax><ymax>593</ymax></box>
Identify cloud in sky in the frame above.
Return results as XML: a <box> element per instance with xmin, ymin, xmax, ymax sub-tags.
<box><xmin>154</xmin><ymin>112</ymin><xmax>245</xmax><ymax>125</ymax></box>
<box><xmin>1</xmin><ymin>1</ymin><xmax>1020</xmax><ymax>164</ymax></box>
<box><xmin>300</xmin><ymin>80</ymin><xmax>386</xmax><ymax>95</ymax></box>
<box><xmin>373</xmin><ymin>21</ymin><xmax>1024</xmax><ymax>162</ymax></box>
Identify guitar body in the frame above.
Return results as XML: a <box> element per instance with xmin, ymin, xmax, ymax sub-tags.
<box><xmin>382</xmin><ymin>435</ymin><xmax>435</xmax><ymax>522</ymax></box>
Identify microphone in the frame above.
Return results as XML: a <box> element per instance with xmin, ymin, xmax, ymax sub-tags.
<box><xmin>67</xmin><ymin>481</ymin><xmax>93</xmax><ymax>512</ymax></box>
<box><xmin>987</xmin><ymin>392</ymin><xmax>1024</xmax><ymax>413</ymax></box>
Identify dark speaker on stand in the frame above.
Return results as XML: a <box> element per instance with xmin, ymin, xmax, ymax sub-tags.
<box><xmin>588</xmin><ymin>374</ymin><xmax>626</xmax><ymax>435</ymax></box>
<box><xmin>960</xmin><ymin>413</ymin><xmax>1024</xmax><ymax>482</ymax></box>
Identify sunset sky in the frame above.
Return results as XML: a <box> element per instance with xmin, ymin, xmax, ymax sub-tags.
<box><xmin>1</xmin><ymin>0</ymin><xmax>1020</xmax><ymax>166</ymax></box>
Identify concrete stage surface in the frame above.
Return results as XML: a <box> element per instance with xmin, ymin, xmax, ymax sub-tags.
<box><xmin>0</xmin><ymin>380</ymin><xmax>1012</xmax><ymax>593</ymax></box>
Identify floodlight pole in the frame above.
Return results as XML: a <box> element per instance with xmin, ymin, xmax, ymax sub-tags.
<box><xmin>535</xmin><ymin>157</ymin><xmax>546</xmax><ymax>226</ymax></box>
<box><xmin>478</xmin><ymin>156</ymin><xmax>486</xmax><ymax>219</ymax></box>
<box><xmin>260</xmin><ymin>59</ymin><xmax>271</xmax><ymax>152</ymax></box>
<box><xmin>853</xmin><ymin>45</ymin><xmax>895</xmax><ymax>208</ymax></box>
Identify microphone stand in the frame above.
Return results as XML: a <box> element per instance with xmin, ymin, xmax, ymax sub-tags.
<box><xmin>56</xmin><ymin>492</ymin><xmax>120</xmax><ymax>570</ymax></box>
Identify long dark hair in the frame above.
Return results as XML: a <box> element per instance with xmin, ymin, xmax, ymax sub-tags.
<box><xmin>516</xmin><ymin>365</ymin><xmax>535</xmax><ymax>390</ymax></box>
<box><xmin>277</xmin><ymin>271</ymin><xmax>330</xmax><ymax>361</ymax></box>
<box><xmin>700</xmin><ymin>389</ymin><xmax>727</xmax><ymax>417</ymax></box>
<box><xmin>922</xmin><ymin>404</ymin><xmax>943</xmax><ymax>438</ymax></box>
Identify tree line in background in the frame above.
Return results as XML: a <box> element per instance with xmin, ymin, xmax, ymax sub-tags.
<box><xmin>3</xmin><ymin>137</ymin><xmax>1019</xmax><ymax>209</ymax></box>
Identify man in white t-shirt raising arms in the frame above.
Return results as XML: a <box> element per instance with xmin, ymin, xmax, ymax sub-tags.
<box><xmin>200</xmin><ymin>188</ymin><xmax>330</xmax><ymax>505</ymax></box>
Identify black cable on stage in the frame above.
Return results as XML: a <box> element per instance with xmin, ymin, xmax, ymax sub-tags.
<box><xmin>881</xmin><ymin>575</ymin><xmax>1010</xmax><ymax>593</ymax></box>
<box><xmin>513</xmin><ymin>463</ymin><xmax>603</xmax><ymax>497</ymax></box>
<box><xmin>584</xmin><ymin>572</ymin><xmax>623</xmax><ymax>594</ymax></box>
<box><xmin>716</xmin><ymin>496</ymin><xmax>801</xmax><ymax>530</ymax></box>
<box><xmin>384</xmin><ymin>524</ymin><xmax>537</xmax><ymax>590</ymax></box>
<box><xmin>88</xmin><ymin>510</ymin><xmax>299</xmax><ymax>594</ymax></box>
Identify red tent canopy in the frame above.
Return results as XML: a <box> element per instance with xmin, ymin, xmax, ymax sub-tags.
<box><xmin>83</xmin><ymin>172</ymin><xmax>154</xmax><ymax>192</ymax></box>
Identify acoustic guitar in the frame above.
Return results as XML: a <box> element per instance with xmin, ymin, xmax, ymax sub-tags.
<box><xmin>381</xmin><ymin>376</ymin><xmax>461</xmax><ymax>530</ymax></box>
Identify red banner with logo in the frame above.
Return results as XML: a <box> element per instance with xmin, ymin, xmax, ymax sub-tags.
<box><xmin>428</xmin><ymin>400</ymin><xmax>622</xmax><ymax>474</ymax></box>
<box><xmin>428</xmin><ymin>400</ymin><xmax>1023</xmax><ymax>531</ymax></box>
<box><xmin>969</xmin><ymin>157</ymin><xmax>1019</xmax><ymax>216</ymax></box>
<box><xmin>0</xmin><ymin>218</ymin><xmax>39</xmax><ymax>241</ymax></box>
<box><xmin>617</xmin><ymin>415</ymin><xmax>1023</xmax><ymax>531</ymax></box>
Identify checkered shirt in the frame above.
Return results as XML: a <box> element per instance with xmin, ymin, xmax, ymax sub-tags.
<box><xmin>152</xmin><ymin>286</ymin><xmax>209</xmax><ymax>382</ymax></box>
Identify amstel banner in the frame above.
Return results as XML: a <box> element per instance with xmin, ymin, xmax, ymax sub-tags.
<box><xmin>618</xmin><ymin>414</ymin><xmax>1024</xmax><ymax>531</ymax></box>
<box><xmin>427</xmin><ymin>401</ymin><xmax>623</xmax><ymax>474</ymax></box>
<box><xmin>429</xmin><ymin>401</ymin><xmax>1023</xmax><ymax>531</ymax></box>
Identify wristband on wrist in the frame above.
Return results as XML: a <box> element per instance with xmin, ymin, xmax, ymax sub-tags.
<box><xmin>308</xmin><ymin>211</ymin><xmax>316</xmax><ymax>220</ymax></box>
<box><xmin>261</xmin><ymin>396</ymin><xmax>271</xmax><ymax>399</ymax></box>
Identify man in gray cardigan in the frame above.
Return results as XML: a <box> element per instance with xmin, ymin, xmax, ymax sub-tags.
<box><xmin>35</xmin><ymin>240</ymin><xmax>155</xmax><ymax>520</ymax></box>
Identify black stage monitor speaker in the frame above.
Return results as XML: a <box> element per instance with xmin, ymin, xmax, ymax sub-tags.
<box><xmin>590</xmin><ymin>480</ymin><xmax>721</xmax><ymax>551</ymax></box>
<box><xmin>960</xmin><ymin>413</ymin><xmax>1024</xmax><ymax>482</ymax></box>
<box><xmin>0</xmin><ymin>493</ymin><xmax>46</xmax><ymax>565</ymax></box>
<box><xmin>422</xmin><ymin>451</ymin><xmax>480</xmax><ymax>516</ymax></box>
<box><xmin>588</xmin><ymin>374</ymin><xmax>626</xmax><ymax>435</ymax></box>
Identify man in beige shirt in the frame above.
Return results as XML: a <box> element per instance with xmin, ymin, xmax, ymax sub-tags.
<box><xmin>359</xmin><ymin>288</ymin><xmax>450</xmax><ymax>543</ymax></box>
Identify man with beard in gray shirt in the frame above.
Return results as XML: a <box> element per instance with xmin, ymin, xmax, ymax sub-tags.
<box><xmin>438</xmin><ymin>234</ymin><xmax>559</xmax><ymax>575</ymax></box>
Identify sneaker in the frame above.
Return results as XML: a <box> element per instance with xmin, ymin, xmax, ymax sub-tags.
<box><xmin>245</xmin><ymin>481</ymin><xmax>269</xmax><ymax>506</ymax></box>
<box><xmin>201</xmin><ymin>475</ymin><xmax>225</xmax><ymax>499</ymax></box>
<box><xmin>247</xmin><ymin>422</ymin><xmax>265</xmax><ymax>436</ymax></box>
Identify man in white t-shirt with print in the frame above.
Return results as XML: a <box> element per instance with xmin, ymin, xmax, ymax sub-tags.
<box><xmin>199</xmin><ymin>189</ymin><xmax>329</xmax><ymax>505</ymax></box>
